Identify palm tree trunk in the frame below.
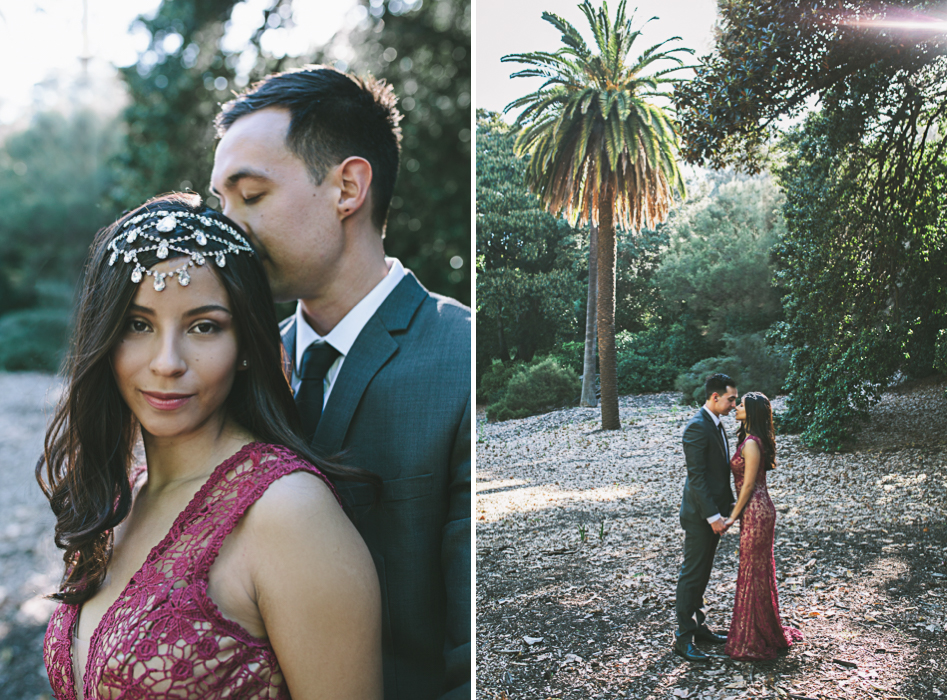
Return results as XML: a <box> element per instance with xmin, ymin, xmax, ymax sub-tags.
<box><xmin>580</xmin><ymin>222</ymin><xmax>598</xmax><ymax>407</ymax></box>
<box><xmin>597</xmin><ymin>183</ymin><xmax>620</xmax><ymax>429</ymax></box>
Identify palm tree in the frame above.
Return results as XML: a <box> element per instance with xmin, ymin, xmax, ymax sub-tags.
<box><xmin>581</xmin><ymin>221</ymin><xmax>598</xmax><ymax>407</ymax></box>
<box><xmin>503</xmin><ymin>0</ymin><xmax>689</xmax><ymax>430</ymax></box>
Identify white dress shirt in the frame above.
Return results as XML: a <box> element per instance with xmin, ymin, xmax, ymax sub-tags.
<box><xmin>291</xmin><ymin>258</ymin><xmax>406</xmax><ymax>405</ymax></box>
<box><xmin>701</xmin><ymin>406</ymin><xmax>730</xmax><ymax>524</ymax></box>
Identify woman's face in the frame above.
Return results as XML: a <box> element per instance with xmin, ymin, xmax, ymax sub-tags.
<box><xmin>111</xmin><ymin>259</ymin><xmax>242</xmax><ymax>441</ymax></box>
<box><xmin>735</xmin><ymin>399</ymin><xmax>747</xmax><ymax>422</ymax></box>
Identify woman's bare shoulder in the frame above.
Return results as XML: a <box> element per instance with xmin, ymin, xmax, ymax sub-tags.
<box><xmin>741</xmin><ymin>436</ymin><xmax>762</xmax><ymax>455</ymax></box>
<box><xmin>245</xmin><ymin>467</ymin><xmax>346</xmax><ymax>533</ymax></box>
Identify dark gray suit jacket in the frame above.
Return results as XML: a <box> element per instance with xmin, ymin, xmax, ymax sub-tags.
<box><xmin>279</xmin><ymin>272</ymin><xmax>470</xmax><ymax>700</ymax></box>
<box><xmin>680</xmin><ymin>408</ymin><xmax>735</xmax><ymax>524</ymax></box>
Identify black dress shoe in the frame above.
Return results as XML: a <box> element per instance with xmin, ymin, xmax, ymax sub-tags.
<box><xmin>673</xmin><ymin>639</ymin><xmax>711</xmax><ymax>663</ymax></box>
<box><xmin>694</xmin><ymin>627</ymin><xmax>727</xmax><ymax>645</ymax></box>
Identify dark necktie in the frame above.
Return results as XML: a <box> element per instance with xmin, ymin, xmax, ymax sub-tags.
<box><xmin>719</xmin><ymin>422</ymin><xmax>729</xmax><ymax>461</ymax></box>
<box><xmin>295</xmin><ymin>342</ymin><xmax>340</xmax><ymax>440</ymax></box>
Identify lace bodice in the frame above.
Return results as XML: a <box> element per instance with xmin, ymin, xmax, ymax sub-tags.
<box><xmin>44</xmin><ymin>442</ymin><xmax>339</xmax><ymax>699</ymax></box>
<box><xmin>730</xmin><ymin>434</ymin><xmax>768</xmax><ymax>495</ymax></box>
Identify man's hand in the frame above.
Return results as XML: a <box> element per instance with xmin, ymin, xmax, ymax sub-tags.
<box><xmin>710</xmin><ymin>518</ymin><xmax>728</xmax><ymax>535</ymax></box>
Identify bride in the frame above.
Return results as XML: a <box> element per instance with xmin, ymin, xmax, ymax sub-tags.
<box><xmin>38</xmin><ymin>193</ymin><xmax>382</xmax><ymax>699</ymax></box>
<box><xmin>723</xmin><ymin>391</ymin><xmax>802</xmax><ymax>660</ymax></box>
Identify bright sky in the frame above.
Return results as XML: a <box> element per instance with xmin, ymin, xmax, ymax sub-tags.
<box><xmin>0</xmin><ymin>0</ymin><xmax>360</xmax><ymax>125</ymax></box>
<box><xmin>476</xmin><ymin>0</ymin><xmax>719</xmax><ymax>119</ymax></box>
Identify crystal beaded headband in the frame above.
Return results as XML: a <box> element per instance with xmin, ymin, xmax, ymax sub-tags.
<box><xmin>107</xmin><ymin>210</ymin><xmax>255</xmax><ymax>291</ymax></box>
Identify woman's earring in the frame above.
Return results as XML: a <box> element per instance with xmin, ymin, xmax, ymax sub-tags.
<box><xmin>240</xmin><ymin>359</ymin><xmax>249</xmax><ymax>369</ymax></box>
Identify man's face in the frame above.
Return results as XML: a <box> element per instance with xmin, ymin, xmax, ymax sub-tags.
<box><xmin>710</xmin><ymin>386</ymin><xmax>738</xmax><ymax>416</ymax></box>
<box><xmin>211</xmin><ymin>107</ymin><xmax>343</xmax><ymax>303</ymax></box>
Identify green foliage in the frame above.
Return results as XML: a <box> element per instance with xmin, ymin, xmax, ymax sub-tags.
<box><xmin>679</xmin><ymin>2</ymin><xmax>947</xmax><ymax>449</ymax></box>
<box><xmin>476</xmin><ymin>111</ymin><xmax>583</xmax><ymax>375</ymax></box>
<box><xmin>654</xmin><ymin>174</ymin><xmax>785</xmax><ymax>346</ymax></box>
<box><xmin>615</xmin><ymin>324</ymin><xmax>706</xmax><ymax>395</ymax></box>
<box><xmin>112</xmin><ymin>0</ymin><xmax>243</xmax><ymax>209</ymax></box>
<box><xmin>502</xmin><ymin>0</ymin><xmax>693</xmax><ymax>431</ymax></box>
<box><xmin>611</xmin><ymin>227</ymin><xmax>669</xmax><ymax>336</ymax></box>
<box><xmin>675</xmin><ymin>332</ymin><xmax>790</xmax><ymax>406</ymax></box>
<box><xmin>116</xmin><ymin>0</ymin><xmax>470</xmax><ymax>304</ymax></box>
<box><xmin>774</xmin><ymin>103</ymin><xmax>947</xmax><ymax>450</ymax></box>
<box><xmin>0</xmin><ymin>308</ymin><xmax>72</xmax><ymax>372</ymax></box>
<box><xmin>502</xmin><ymin>0</ymin><xmax>690</xmax><ymax>230</ymax></box>
<box><xmin>0</xmin><ymin>111</ymin><xmax>122</xmax><ymax>308</ymax></box>
<box><xmin>349</xmin><ymin>0</ymin><xmax>472</xmax><ymax>305</ymax></box>
<box><xmin>675</xmin><ymin>0</ymin><xmax>947</xmax><ymax>172</ymax></box>
<box><xmin>546</xmin><ymin>341</ymin><xmax>585</xmax><ymax>377</ymax></box>
<box><xmin>486</xmin><ymin>357</ymin><xmax>580</xmax><ymax>422</ymax></box>
<box><xmin>936</xmin><ymin>329</ymin><xmax>947</xmax><ymax>374</ymax></box>
<box><xmin>477</xmin><ymin>358</ymin><xmax>526</xmax><ymax>405</ymax></box>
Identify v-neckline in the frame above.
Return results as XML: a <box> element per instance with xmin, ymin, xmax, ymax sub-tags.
<box><xmin>69</xmin><ymin>441</ymin><xmax>262</xmax><ymax>699</ymax></box>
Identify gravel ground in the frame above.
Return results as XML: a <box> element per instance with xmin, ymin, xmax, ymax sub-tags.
<box><xmin>476</xmin><ymin>377</ymin><xmax>947</xmax><ymax>700</ymax></box>
<box><xmin>0</xmin><ymin>372</ymin><xmax>63</xmax><ymax>699</ymax></box>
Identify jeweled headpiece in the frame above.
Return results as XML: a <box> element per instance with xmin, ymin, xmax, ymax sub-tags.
<box><xmin>107</xmin><ymin>209</ymin><xmax>255</xmax><ymax>291</ymax></box>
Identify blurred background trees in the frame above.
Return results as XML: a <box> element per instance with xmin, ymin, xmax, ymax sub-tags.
<box><xmin>0</xmin><ymin>0</ymin><xmax>470</xmax><ymax>371</ymax></box>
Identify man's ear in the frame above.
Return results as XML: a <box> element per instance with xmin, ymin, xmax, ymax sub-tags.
<box><xmin>336</xmin><ymin>156</ymin><xmax>373</xmax><ymax>221</ymax></box>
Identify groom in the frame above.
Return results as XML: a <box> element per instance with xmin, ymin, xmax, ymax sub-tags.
<box><xmin>210</xmin><ymin>67</ymin><xmax>470</xmax><ymax>700</ymax></box>
<box><xmin>674</xmin><ymin>373</ymin><xmax>738</xmax><ymax>663</ymax></box>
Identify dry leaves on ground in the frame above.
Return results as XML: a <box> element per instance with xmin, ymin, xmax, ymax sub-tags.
<box><xmin>476</xmin><ymin>378</ymin><xmax>947</xmax><ymax>700</ymax></box>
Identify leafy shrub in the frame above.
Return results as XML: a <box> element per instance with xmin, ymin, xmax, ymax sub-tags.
<box><xmin>674</xmin><ymin>331</ymin><xmax>790</xmax><ymax>405</ymax></box>
<box><xmin>477</xmin><ymin>358</ymin><xmax>526</xmax><ymax>404</ymax></box>
<box><xmin>935</xmin><ymin>329</ymin><xmax>947</xmax><ymax>373</ymax></box>
<box><xmin>0</xmin><ymin>308</ymin><xmax>72</xmax><ymax>372</ymax></box>
<box><xmin>486</xmin><ymin>357</ymin><xmax>580</xmax><ymax>421</ymax></box>
<box><xmin>675</xmin><ymin>356</ymin><xmax>745</xmax><ymax>405</ymax></box>
<box><xmin>614</xmin><ymin>323</ymin><xmax>707</xmax><ymax>395</ymax></box>
<box><xmin>546</xmin><ymin>340</ymin><xmax>585</xmax><ymax>377</ymax></box>
<box><xmin>723</xmin><ymin>332</ymin><xmax>791</xmax><ymax>397</ymax></box>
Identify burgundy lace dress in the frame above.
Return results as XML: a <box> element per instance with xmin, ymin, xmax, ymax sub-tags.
<box><xmin>43</xmin><ymin>442</ymin><xmax>340</xmax><ymax>699</ymax></box>
<box><xmin>724</xmin><ymin>435</ymin><xmax>802</xmax><ymax>661</ymax></box>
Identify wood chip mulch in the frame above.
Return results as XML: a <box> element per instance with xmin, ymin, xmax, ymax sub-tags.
<box><xmin>476</xmin><ymin>377</ymin><xmax>947</xmax><ymax>700</ymax></box>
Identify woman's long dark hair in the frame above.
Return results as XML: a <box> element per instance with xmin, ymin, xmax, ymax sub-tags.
<box><xmin>736</xmin><ymin>391</ymin><xmax>777</xmax><ymax>471</ymax></box>
<box><xmin>38</xmin><ymin>193</ymin><xmax>379</xmax><ymax>605</ymax></box>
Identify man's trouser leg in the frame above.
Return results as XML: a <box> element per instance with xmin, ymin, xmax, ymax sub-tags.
<box><xmin>675</xmin><ymin>517</ymin><xmax>720</xmax><ymax>640</ymax></box>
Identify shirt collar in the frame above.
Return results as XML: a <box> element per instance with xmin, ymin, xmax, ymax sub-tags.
<box><xmin>702</xmin><ymin>405</ymin><xmax>722</xmax><ymax>427</ymax></box>
<box><xmin>294</xmin><ymin>258</ymin><xmax>405</xmax><ymax>370</ymax></box>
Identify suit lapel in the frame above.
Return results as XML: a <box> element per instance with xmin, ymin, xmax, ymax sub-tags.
<box><xmin>313</xmin><ymin>315</ymin><xmax>397</xmax><ymax>453</ymax></box>
<box><xmin>309</xmin><ymin>273</ymin><xmax>428</xmax><ymax>454</ymax></box>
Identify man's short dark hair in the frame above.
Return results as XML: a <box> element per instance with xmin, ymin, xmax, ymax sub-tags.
<box><xmin>705</xmin><ymin>373</ymin><xmax>735</xmax><ymax>401</ymax></box>
<box><xmin>215</xmin><ymin>66</ymin><xmax>403</xmax><ymax>232</ymax></box>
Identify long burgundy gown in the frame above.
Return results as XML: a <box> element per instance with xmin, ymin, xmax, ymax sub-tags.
<box><xmin>724</xmin><ymin>434</ymin><xmax>802</xmax><ymax>661</ymax></box>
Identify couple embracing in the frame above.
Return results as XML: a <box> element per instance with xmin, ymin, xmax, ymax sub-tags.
<box><xmin>674</xmin><ymin>373</ymin><xmax>803</xmax><ymax>663</ymax></box>
<box><xmin>39</xmin><ymin>67</ymin><xmax>469</xmax><ymax>699</ymax></box>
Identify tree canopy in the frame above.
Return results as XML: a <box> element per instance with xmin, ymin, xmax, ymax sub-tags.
<box><xmin>676</xmin><ymin>0</ymin><xmax>947</xmax><ymax>172</ymax></box>
<box><xmin>476</xmin><ymin>110</ymin><xmax>583</xmax><ymax>371</ymax></box>
<box><xmin>675</xmin><ymin>0</ymin><xmax>947</xmax><ymax>448</ymax></box>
